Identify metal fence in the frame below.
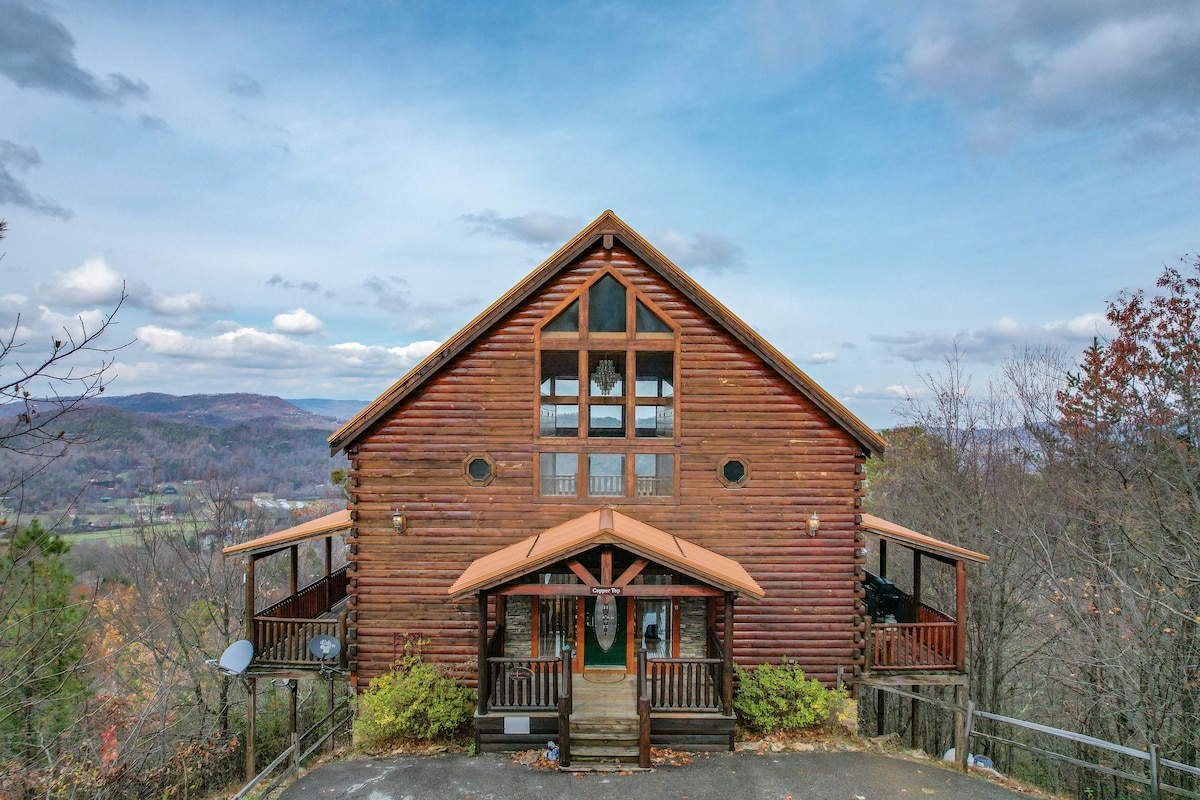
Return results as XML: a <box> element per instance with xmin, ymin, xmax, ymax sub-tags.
<box><xmin>865</xmin><ymin>682</ymin><xmax>1200</xmax><ymax>800</ymax></box>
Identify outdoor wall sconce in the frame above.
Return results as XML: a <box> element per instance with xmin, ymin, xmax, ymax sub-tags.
<box><xmin>392</xmin><ymin>512</ymin><xmax>406</xmax><ymax>534</ymax></box>
<box><xmin>807</xmin><ymin>512</ymin><xmax>820</xmax><ymax>537</ymax></box>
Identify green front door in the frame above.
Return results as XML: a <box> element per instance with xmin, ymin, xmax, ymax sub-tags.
<box><xmin>583</xmin><ymin>596</ymin><xmax>627</xmax><ymax>668</ymax></box>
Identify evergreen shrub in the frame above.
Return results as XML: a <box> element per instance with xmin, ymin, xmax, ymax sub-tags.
<box><xmin>733</xmin><ymin>660</ymin><xmax>847</xmax><ymax>734</ymax></box>
<box><xmin>352</xmin><ymin>655</ymin><xmax>475</xmax><ymax>750</ymax></box>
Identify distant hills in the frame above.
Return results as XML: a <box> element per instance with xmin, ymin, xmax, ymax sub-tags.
<box><xmin>88</xmin><ymin>393</ymin><xmax>368</xmax><ymax>427</ymax></box>
<box><xmin>0</xmin><ymin>393</ymin><xmax>360</xmax><ymax>511</ymax></box>
<box><xmin>284</xmin><ymin>398</ymin><xmax>370</xmax><ymax>424</ymax></box>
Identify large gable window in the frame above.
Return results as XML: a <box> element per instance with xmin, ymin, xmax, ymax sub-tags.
<box><xmin>535</xmin><ymin>264</ymin><xmax>679</xmax><ymax>501</ymax></box>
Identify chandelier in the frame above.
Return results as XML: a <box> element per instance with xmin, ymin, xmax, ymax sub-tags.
<box><xmin>591</xmin><ymin>357</ymin><xmax>619</xmax><ymax>395</ymax></box>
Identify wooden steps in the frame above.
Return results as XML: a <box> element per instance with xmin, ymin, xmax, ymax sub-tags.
<box><xmin>570</xmin><ymin>716</ymin><xmax>639</xmax><ymax>762</ymax></box>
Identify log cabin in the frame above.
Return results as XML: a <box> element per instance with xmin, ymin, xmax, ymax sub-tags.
<box><xmin>225</xmin><ymin>210</ymin><xmax>988</xmax><ymax>766</ymax></box>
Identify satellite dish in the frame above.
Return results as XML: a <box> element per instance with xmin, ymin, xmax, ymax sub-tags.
<box><xmin>308</xmin><ymin>634</ymin><xmax>342</xmax><ymax>661</ymax></box>
<box><xmin>216</xmin><ymin>639</ymin><xmax>254</xmax><ymax>676</ymax></box>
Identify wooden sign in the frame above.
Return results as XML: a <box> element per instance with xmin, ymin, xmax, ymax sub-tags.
<box><xmin>507</xmin><ymin>666</ymin><xmax>534</xmax><ymax>683</ymax></box>
<box><xmin>591</xmin><ymin>586</ymin><xmax>622</xmax><ymax>596</ymax></box>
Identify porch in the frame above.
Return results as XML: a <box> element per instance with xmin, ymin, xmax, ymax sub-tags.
<box><xmin>475</xmin><ymin>640</ymin><xmax>737</xmax><ymax>765</ymax></box>
<box><xmin>451</xmin><ymin>507</ymin><xmax>760</xmax><ymax>764</ymax></box>
<box><xmin>858</xmin><ymin>514</ymin><xmax>989</xmax><ymax>676</ymax></box>
<box><xmin>222</xmin><ymin>510</ymin><xmax>353</xmax><ymax>674</ymax></box>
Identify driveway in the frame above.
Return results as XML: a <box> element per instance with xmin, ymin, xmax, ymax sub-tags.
<box><xmin>279</xmin><ymin>749</ymin><xmax>1036</xmax><ymax>800</ymax></box>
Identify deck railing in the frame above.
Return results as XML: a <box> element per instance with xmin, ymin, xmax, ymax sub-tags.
<box><xmin>486</xmin><ymin>656</ymin><xmax>562</xmax><ymax>711</ymax></box>
<box><xmin>644</xmin><ymin>657</ymin><xmax>724</xmax><ymax>711</ymax></box>
<box><xmin>253</xmin><ymin>612</ymin><xmax>347</xmax><ymax>665</ymax></box>
<box><xmin>869</xmin><ymin>602</ymin><xmax>959</xmax><ymax>671</ymax></box>
<box><xmin>258</xmin><ymin>565</ymin><xmax>349</xmax><ymax>620</ymax></box>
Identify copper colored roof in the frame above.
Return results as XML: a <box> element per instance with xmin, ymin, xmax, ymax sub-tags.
<box><xmin>222</xmin><ymin>509</ymin><xmax>352</xmax><ymax>558</ymax></box>
<box><xmin>329</xmin><ymin>210</ymin><xmax>886</xmax><ymax>457</ymax></box>
<box><xmin>859</xmin><ymin>513</ymin><xmax>990</xmax><ymax>564</ymax></box>
<box><xmin>448</xmin><ymin>507</ymin><xmax>765</xmax><ymax>601</ymax></box>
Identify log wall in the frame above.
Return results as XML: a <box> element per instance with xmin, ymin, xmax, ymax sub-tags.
<box><xmin>344</xmin><ymin>243</ymin><xmax>866</xmax><ymax>688</ymax></box>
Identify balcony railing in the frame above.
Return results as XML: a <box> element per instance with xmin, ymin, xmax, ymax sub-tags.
<box><xmin>868</xmin><ymin>601</ymin><xmax>959</xmax><ymax>671</ymax></box>
<box><xmin>486</xmin><ymin>657</ymin><xmax>563</xmax><ymax>711</ymax></box>
<box><xmin>588</xmin><ymin>474</ymin><xmax>624</xmax><ymax>496</ymax></box>
<box><xmin>644</xmin><ymin>657</ymin><xmax>724</xmax><ymax>711</ymax></box>
<box><xmin>258</xmin><ymin>565</ymin><xmax>349</xmax><ymax>620</ymax></box>
<box><xmin>251</xmin><ymin>566</ymin><xmax>350</xmax><ymax>666</ymax></box>
<box><xmin>253</xmin><ymin>612</ymin><xmax>347</xmax><ymax>665</ymax></box>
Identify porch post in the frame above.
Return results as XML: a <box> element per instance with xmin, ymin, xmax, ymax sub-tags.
<box><xmin>955</xmin><ymin>560</ymin><xmax>967</xmax><ymax>671</ymax></box>
<box><xmin>477</xmin><ymin>591</ymin><xmax>489</xmax><ymax>716</ymax></box>
<box><xmin>245</xmin><ymin>555</ymin><xmax>257</xmax><ymax>651</ymax></box>
<box><xmin>912</xmin><ymin>550</ymin><xmax>922</xmax><ymax>613</ymax></box>
<box><xmin>879</xmin><ymin>539</ymin><xmax>888</xmax><ymax>579</ymax></box>
<box><xmin>324</xmin><ymin>536</ymin><xmax>333</xmax><ymax>610</ymax></box>
<box><xmin>289</xmin><ymin>544</ymin><xmax>298</xmax><ymax>596</ymax></box>
<box><xmin>244</xmin><ymin>676</ymin><xmax>257</xmax><ymax>780</ymax></box>
<box><xmin>723</xmin><ymin>592</ymin><xmax>735</xmax><ymax>716</ymax></box>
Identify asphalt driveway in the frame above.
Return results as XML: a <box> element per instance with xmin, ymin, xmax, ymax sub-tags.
<box><xmin>279</xmin><ymin>749</ymin><xmax>1037</xmax><ymax>800</ymax></box>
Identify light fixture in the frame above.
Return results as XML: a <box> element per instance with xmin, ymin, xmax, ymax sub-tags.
<box><xmin>807</xmin><ymin>512</ymin><xmax>820</xmax><ymax>537</ymax></box>
<box><xmin>591</xmin><ymin>357</ymin><xmax>619</xmax><ymax>395</ymax></box>
<box><xmin>392</xmin><ymin>511</ymin><xmax>406</xmax><ymax>534</ymax></box>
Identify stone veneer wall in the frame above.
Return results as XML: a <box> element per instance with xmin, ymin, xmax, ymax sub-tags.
<box><xmin>679</xmin><ymin>598</ymin><xmax>707</xmax><ymax>658</ymax></box>
<box><xmin>503</xmin><ymin>598</ymin><xmax>532</xmax><ymax>657</ymax></box>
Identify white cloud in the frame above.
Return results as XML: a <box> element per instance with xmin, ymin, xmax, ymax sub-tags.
<box><xmin>34</xmin><ymin>258</ymin><xmax>125</xmax><ymax>306</ymax></box>
<box><xmin>135</xmin><ymin>324</ymin><xmax>441</xmax><ymax>378</ymax></box>
<box><xmin>883</xmin><ymin>2</ymin><xmax>1200</xmax><ymax>152</ymax></box>
<box><xmin>461</xmin><ymin>210</ymin><xmax>585</xmax><ymax>246</ymax></box>
<box><xmin>273</xmin><ymin>308</ymin><xmax>325</xmax><ymax>336</ymax></box>
<box><xmin>32</xmin><ymin>258</ymin><xmax>226</xmax><ymax>322</ymax></box>
<box><xmin>871</xmin><ymin>313</ymin><xmax>1114</xmax><ymax>364</ymax></box>
<box><xmin>143</xmin><ymin>291</ymin><xmax>225</xmax><ymax>317</ymax></box>
<box><xmin>844</xmin><ymin>384</ymin><xmax>912</xmax><ymax>402</ymax></box>
<box><xmin>808</xmin><ymin>352</ymin><xmax>837</xmax><ymax>364</ymax></box>
<box><xmin>654</xmin><ymin>230</ymin><xmax>745</xmax><ymax>274</ymax></box>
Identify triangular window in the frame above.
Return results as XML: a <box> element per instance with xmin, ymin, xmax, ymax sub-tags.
<box><xmin>544</xmin><ymin>299</ymin><xmax>579</xmax><ymax>333</ymax></box>
<box><xmin>635</xmin><ymin>300</ymin><xmax>670</xmax><ymax>334</ymax></box>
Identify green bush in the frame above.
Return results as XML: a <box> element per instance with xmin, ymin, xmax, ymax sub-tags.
<box><xmin>352</xmin><ymin>655</ymin><xmax>476</xmax><ymax>750</ymax></box>
<box><xmin>733</xmin><ymin>660</ymin><xmax>847</xmax><ymax>734</ymax></box>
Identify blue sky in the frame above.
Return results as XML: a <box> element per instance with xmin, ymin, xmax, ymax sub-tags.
<box><xmin>2</xmin><ymin>1</ymin><xmax>1199</xmax><ymax>428</ymax></box>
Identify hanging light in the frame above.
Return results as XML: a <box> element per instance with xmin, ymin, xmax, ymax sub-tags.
<box><xmin>591</xmin><ymin>357</ymin><xmax>619</xmax><ymax>395</ymax></box>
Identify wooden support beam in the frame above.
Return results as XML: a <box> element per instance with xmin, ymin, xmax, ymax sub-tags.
<box><xmin>495</xmin><ymin>583</ymin><xmax>722</xmax><ymax>597</ymax></box>
<box><xmin>600</xmin><ymin>546</ymin><xmax>613</xmax><ymax>586</ymax></box>
<box><xmin>955</xmin><ymin>560</ymin><xmax>967</xmax><ymax>672</ymax></box>
<box><xmin>566</xmin><ymin>560</ymin><xmax>598</xmax><ymax>586</ymax></box>
<box><xmin>324</xmin><ymin>537</ymin><xmax>333</xmax><ymax>610</ymax></box>
<box><xmin>879</xmin><ymin>540</ymin><xmax>888</xmax><ymax>580</ymax></box>
<box><xmin>614</xmin><ymin>558</ymin><xmax>649</xmax><ymax>587</ymax></box>
<box><xmin>245</xmin><ymin>676</ymin><xmax>257</xmax><ymax>781</ymax></box>
<box><xmin>245</xmin><ymin>556</ymin><xmax>257</xmax><ymax>650</ymax></box>
<box><xmin>912</xmin><ymin>550</ymin><xmax>922</xmax><ymax>610</ymax></box>
<box><xmin>289</xmin><ymin>544</ymin><xmax>298</xmax><ymax>597</ymax></box>
<box><xmin>723</xmin><ymin>592</ymin><xmax>734</xmax><ymax>716</ymax></box>
<box><xmin>477</xmin><ymin>592</ymin><xmax>489</xmax><ymax>716</ymax></box>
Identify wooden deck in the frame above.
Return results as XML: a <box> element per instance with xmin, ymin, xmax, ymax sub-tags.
<box><xmin>573</xmin><ymin>675</ymin><xmax>637</xmax><ymax>719</ymax></box>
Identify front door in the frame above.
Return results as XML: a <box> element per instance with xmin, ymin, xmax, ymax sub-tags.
<box><xmin>583</xmin><ymin>596</ymin><xmax>627</xmax><ymax>669</ymax></box>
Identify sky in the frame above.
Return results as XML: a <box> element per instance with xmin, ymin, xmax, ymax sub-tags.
<box><xmin>2</xmin><ymin>0</ymin><xmax>1199</xmax><ymax>429</ymax></box>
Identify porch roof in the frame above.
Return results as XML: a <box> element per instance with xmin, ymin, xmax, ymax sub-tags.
<box><xmin>859</xmin><ymin>513</ymin><xmax>990</xmax><ymax>564</ymax></box>
<box><xmin>448</xmin><ymin>507</ymin><xmax>765</xmax><ymax>601</ymax></box>
<box><xmin>222</xmin><ymin>509</ymin><xmax>352</xmax><ymax>558</ymax></box>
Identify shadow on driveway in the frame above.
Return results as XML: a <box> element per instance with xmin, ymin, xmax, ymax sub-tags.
<box><xmin>280</xmin><ymin>750</ymin><xmax>1037</xmax><ymax>800</ymax></box>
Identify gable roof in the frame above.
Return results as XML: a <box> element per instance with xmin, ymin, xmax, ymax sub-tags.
<box><xmin>859</xmin><ymin>513</ymin><xmax>990</xmax><ymax>564</ymax></box>
<box><xmin>448</xmin><ymin>506</ymin><xmax>765</xmax><ymax>601</ymax></box>
<box><xmin>329</xmin><ymin>210</ymin><xmax>886</xmax><ymax>455</ymax></box>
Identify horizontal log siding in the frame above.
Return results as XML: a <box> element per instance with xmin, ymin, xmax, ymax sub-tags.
<box><xmin>347</xmin><ymin>244</ymin><xmax>865</xmax><ymax>688</ymax></box>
